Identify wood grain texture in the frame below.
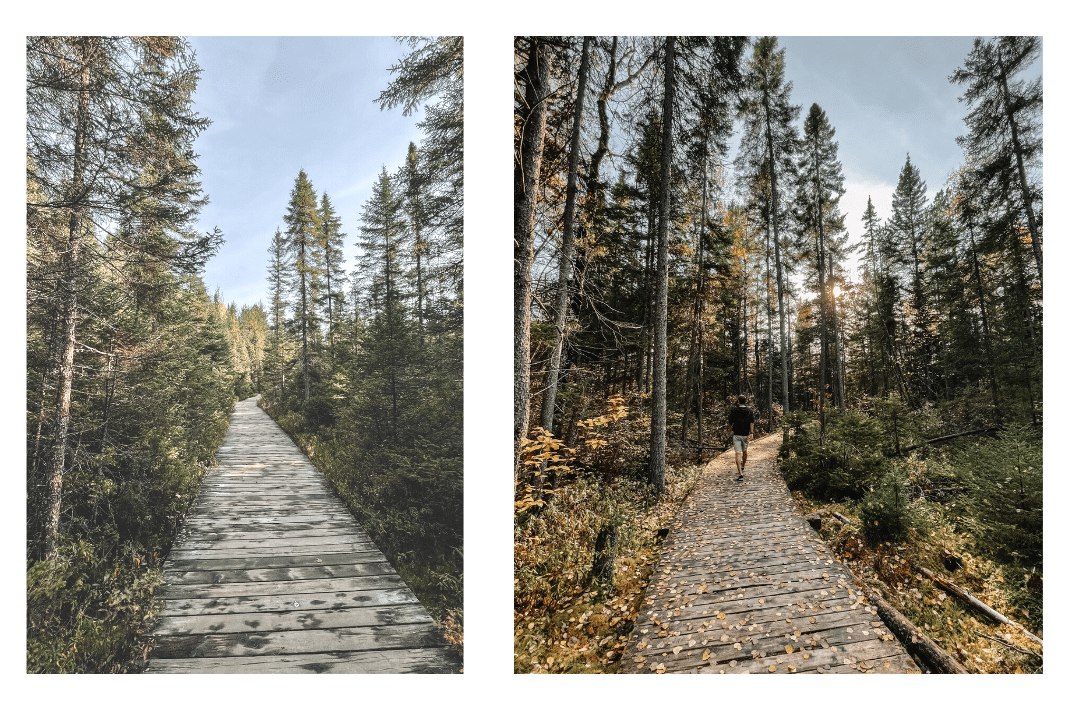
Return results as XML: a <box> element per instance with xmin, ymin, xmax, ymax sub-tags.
<box><xmin>145</xmin><ymin>396</ymin><xmax>457</xmax><ymax>674</ymax></box>
<box><xmin>622</xmin><ymin>433</ymin><xmax>923</xmax><ymax>674</ymax></box>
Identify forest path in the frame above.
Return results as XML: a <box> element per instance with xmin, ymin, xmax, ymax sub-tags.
<box><xmin>145</xmin><ymin>396</ymin><xmax>457</xmax><ymax>673</ymax></box>
<box><xmin>622</xmin><ymin>432</ymin><xmax>921</xmax><ymax>674</ymax></box>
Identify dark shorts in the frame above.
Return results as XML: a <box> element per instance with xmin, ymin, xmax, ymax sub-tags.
<box><xmin>733</xmin><ymin>435</ymin><xmax>749</xmax><ymax>453</ymax></box>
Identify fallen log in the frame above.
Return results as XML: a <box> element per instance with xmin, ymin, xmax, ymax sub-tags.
<box><xmin>831</xmin><ymin>511</ymin><xmax>852</xmax><ymax>525</ymax></box>
<box><xmin>901</xmin><ymin>428</ymin><xmax>999</xmax><ymax>453</ymax></box>
<box><xmin>861</xmin><ymin>586</ymin><xmax>967</xmax><ymax>674</ymax></box>
<box><xmin>917</xmin><ymin>566</ymin><xmax>1043</xmax><ymax>646</ymax></box>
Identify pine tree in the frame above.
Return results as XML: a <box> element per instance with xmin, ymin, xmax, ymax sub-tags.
<box><xmin>795</xmin><ymin>103</ymin><xmax>847</xmax><ymax>411</ymax></box>
<box><xmin>513</xmin><ymin>37</ymin><xmax>551</xmax><ymax>476</ymax></box>
<box><xmin>283</xmin><ymin>169</ymin><xmax>322</xmax><ymax>404</ymax></box>
<box><xmin>951</xmin><ymin>36</ymin><xmax>1042</xmax><ymax>285</ymax></box>
<box><xmin>318</xmin><ymin>192</ymin><xmax>347</xmax><ymax>360</ymax></box>
<box><xmin>403</xmin><ymin>142</ymin><xmax>429</xmax><ymax>345</ymax></box>
<box><xmin>266</xmin><ymin>227</ymin><xmax>291</xmax><ymax>397</ymax></box>
<box><xmin>887</xmin><ymin>155</ymin><xmax>932</xmax><ymax>404</ymax></box>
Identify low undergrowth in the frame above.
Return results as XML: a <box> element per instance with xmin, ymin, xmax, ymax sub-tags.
<box><xmin>783</xmin><ymin>412</ymin><xmax>1042</xmax><ymax>674</ymax></box>
<box><xmin>26</xmin><ymin>444</ymin><xmax>218</xmax><ymax>673</ymax></box>
<box><xmin>514</xmin><ymin>394</ymin><xmax>706</xmax><ymax>673</ymax></box>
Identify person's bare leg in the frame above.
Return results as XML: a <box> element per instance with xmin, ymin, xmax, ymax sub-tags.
<box><xmin>735</xmin><ymin>450</ymin><xmax>743</xmax><ymax>475</ymax></box>
<box><xmin>741</xmin><ymin>449</ymin><xmax>748</xmax><ymax>470</ymax></box>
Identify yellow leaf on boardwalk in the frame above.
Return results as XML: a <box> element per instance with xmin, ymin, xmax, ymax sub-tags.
<box><xmin>785</xmin><ymin>645</ymin><xmax>793</xmax><ymax>654</ymax></box>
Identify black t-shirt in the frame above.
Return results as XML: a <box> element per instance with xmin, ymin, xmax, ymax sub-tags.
<box><xmin>728</xmin><ymin>406</ymin><xmax>755</xmax><ymax>436</ymax></box>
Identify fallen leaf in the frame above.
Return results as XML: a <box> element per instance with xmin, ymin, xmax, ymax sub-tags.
<box><xmin>785</xmin><ymin>645</ymin><xmax>793</xmax><ymax>654</ymax></box>
<box><xmin>702</xmin><ymin>649</ymin><xmax>711</xmax><ymax>661</ymax></box>
<box><xmin>769</xmin><ymin>665</ymin><xmax>777</xmax><ymax>672</ymax></box>
<box><xmin>673</xmin><ymin>646</ymin><xmax>682</xmax><ymax>655</ymax></box>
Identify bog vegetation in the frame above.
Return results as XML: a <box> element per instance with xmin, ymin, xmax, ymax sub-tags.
<box><xmin>26</xmin><ymin>36</ymin><xmax>463</xmax><ymax>673</ymax></box>
<box><xmin>513</xmin><ymin>36</ymin><xmax>1041</xmax><ymax>673</ymax></box>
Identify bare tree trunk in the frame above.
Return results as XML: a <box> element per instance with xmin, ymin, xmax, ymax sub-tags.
<box><xmin>37</xmin><ymin>36</ymin><xmax>94</xmax><ymax>561</ymax></box>
<box><xmin>649</xmin><ymin>37</ymin><xmax>674</xmax><ymax>492</ymax></box>
<box><xmin>514</xmin><ymin>38</ymin><xmax>550</xmax><ymax>477</ymax></box>
<box><xmin>542</xmin><ymin>36</ymin><xmax>590</xmax><ymax>433</ymax></box>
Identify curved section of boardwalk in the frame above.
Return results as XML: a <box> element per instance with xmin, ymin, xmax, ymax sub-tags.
<box><xmin>623</xmin><ymin>433</ymin><xmax>920</xmax><ymax>674</ymax></box>
<box><xmin>145</xmin><ymin>397</ymin><xmax>457</xmax><ymax>674</ymax></box>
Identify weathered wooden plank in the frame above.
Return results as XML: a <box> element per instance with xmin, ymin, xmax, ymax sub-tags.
<box><xmin>160</xmin><ymin>587</ymin><xmax>419</xmax><ymax>616</ymax></box>
<box><xmin>158</xmin><ymin>573</ymin><xmax>409</xmax><ymax>601</ymax></box>
<box><xmin>166</xmin><ymin>542</ymin><xmax>383</xmax><ymax>560</ymax></box>
<box><xmin>164</xmin><ymin>551</ymin><xmax>386</xmax><ymax>572</ymax></box>
<box><xmin>150</xmin><ymin>622</ymin><xmax>446</xmax><ymax>659</ymax></box>
<box><xmin>165</xmin><ymin>562</ymin><xmax>396</xmax><ymax>585</ymax></box>
<box><xmin>152</xmin><ymin>602</ymin><xmax>433</xmax><ymax>635</ymax></box>
<box><xmin>144</xmin><ymin>648</ymin><xmax>457</xmax><ymax>674</ymax></box>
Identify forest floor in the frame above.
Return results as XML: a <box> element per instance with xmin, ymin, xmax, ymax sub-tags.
<box><xmin>790</xmin><ymin>487</ymin><xmax>1043</xmax><ymax>674</ymax></box>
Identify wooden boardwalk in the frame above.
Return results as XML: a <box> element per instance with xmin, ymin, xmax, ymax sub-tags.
<box><xmin>145</xmin><ymin>397</ymin><xmax>457</xmax><ymax>674</ymax></box>
<box><xmin>623</xmin><ymin>433</ymin><xmax>921</xmax><ymax>674</ymax></box>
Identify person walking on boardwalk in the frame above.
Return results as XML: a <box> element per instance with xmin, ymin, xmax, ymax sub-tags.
<box><xmin>727</xmin><ymin>395</ymin><xmax>756</xmax><ymax>481</ymax></box>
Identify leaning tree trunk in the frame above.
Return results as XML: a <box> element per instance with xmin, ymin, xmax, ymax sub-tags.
<box><xmin>37</xmin><ymin>36</ymin><xmax>94</xmax><ymax>562</ymax></box>
<box><xmin>514</xmin><ymin>38</ymin><xmax>550</xmax><ymax>478</ymax></box>
<box><xmin>542</xmin><ymin>36</ymin><xmax>590</xmax><ymax>433</ymax></box>
<box><xmin>649</xmin><ymin>37</ymin><xmax>674</xmax><ymax>492</ymax></box>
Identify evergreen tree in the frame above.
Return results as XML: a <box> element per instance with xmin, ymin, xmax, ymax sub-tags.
<box><xmin>318</xmin><ymin>192</ymin><xmax>347</xmax><ymax>360</ymax></box>
<box><xmin>403</xmin><ymin>142</ymin><xmax>429</xmax><ymax>345</ymax></box>
<box><xmin>887</xmin><ymin>155</ymin><xmax>932</xmax><ymax>404</ymax></box>
<box><xmin>283</xmin><ymin>169</ymin><xmax>322</xmax><ymax>403</ymax></box>
<box><xmin>266</xmin><ymin>227</ymin><xmax>292</xmax><ymax>397</ymax></box>
<box><xmin>951</xmin><ymin>36</ymin><xmax>1042</xmax><ymax>285</ymax></box>
<box><xmin>795</xmin><ymin>103</ymin><xmax>847</xmax><ymax>410</ymax></box>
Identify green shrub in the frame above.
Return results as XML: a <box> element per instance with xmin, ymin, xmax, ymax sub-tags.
<box><xmin>952</xmin><ymin>423</ymin><xmax>1042</xmax><ymax>566</ymax></box>
<box><xmin>857</xmin><ymin>469</ymin><xmax>914</xmax><ymax>545</ymax></box>
<box><xmin>779</xmin><ymin>409</ymin><xmax>888</xmax><ymax>500</ymax></box>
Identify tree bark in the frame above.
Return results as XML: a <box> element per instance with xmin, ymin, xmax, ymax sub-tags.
<box><xmin>514</xmin><ymin>38</ymin><xmax>550</xmax><ymax>477</ymax></box>
<box><xmin>649</xmin><ymin>37</ymin><xmax>674</xmax><ymax>492</ymax></box>
<box><xmin>542</xmin><ymin>36</ymin><xmax>590</xmax><ymax>433</ymax></box>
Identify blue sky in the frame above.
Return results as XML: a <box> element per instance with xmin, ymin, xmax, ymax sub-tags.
<box><xmin>187</xmin><ymin>36</ymin><xmax>426</xmax><ymax>310</ymax></box>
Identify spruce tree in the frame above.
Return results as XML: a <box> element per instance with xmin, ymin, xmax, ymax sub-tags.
<box><xmin>283</xmin><ymin>169</ymin><xmax>322</xmax><ymax>403</ymax></box>
<box><xmin>951</xmin><ymin>36</ymin><xmax>1042</xmax><ymax>285</ymax></box>
<box><xmin>795</xmin><ymin>103</ymin><xmax>847</xmax><ymax>410</ymax></box>
<box><xmin>887</xmin><ymin>155</ymin><xmax>932</xmax><ymax>404</ymax></box>
<box><xmin>318</xmin><ymin>192</ymin><xmax>347</xmax><ymax>360</ymax></box>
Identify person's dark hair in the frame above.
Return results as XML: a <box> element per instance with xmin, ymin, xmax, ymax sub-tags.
<box><xmin>738</xmin><ymin>395</ymin><xmax>746</xmax><ymax>405</ymax></box>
